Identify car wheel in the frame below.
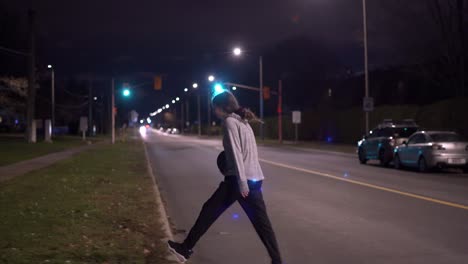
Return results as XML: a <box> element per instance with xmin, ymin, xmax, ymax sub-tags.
<box><xmin>379</xmin><ymin>149</ymin><xmax>390</xmax><ymax>167</ymax></box>
<box><xmin>358</xmin><ymin>148</ymin><xmax>368</xmax><ymax>164</ymax></box>
<box><xmin>418</xmin><ymin>156</ymin><xmax>429</xmax><ymax>173</ymax></box>
<box><xmin>394</xmin><ymin>154</ymin><xmax>402</xmax><ymax>170</ymax></box>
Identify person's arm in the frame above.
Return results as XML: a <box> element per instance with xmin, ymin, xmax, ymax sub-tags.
<box><xmin>224</xmin><ymin>118</ymin><xmax>249</xmax><ymax>196</ymax></box>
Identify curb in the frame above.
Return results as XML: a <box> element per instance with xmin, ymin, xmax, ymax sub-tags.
<box><xmin>142</xmin><ymin>141</ymin><xmax>178</xmax><ymax>261</ymax></box>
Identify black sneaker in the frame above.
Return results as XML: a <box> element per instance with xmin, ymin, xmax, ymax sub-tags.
<box><xmin>167</xmin><ymin>240</ymin><xmax>193</xmax><ymax>263</ymax></box>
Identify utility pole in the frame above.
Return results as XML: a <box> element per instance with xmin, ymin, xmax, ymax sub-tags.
<box><xmin>259</xmin><ymin>56</ymin><xmax>264</xmax><ymax>140</ymax></box>
<box><xmin>181</xmin><ymin>101</ymin><xmax>184</xmax><ymax>134</ymax></box>
<box><xmin>186</xmin><ymin>99</ymin><xmax>189</xmax><ymax>131</ymax></box>
<box><xmin>88</xmin><ymin>77</ymin><xmax>93</xmax><ymax>136</ymax></box>
<box><xmin>278</xmin><ymin>80</ymin><xmax>283</xmax><ymax>144</ymax></box>
<box><xmin>26</xmin><ymin>10</ymin><xmax>36</xmax><ymax>143</ymax></box>
<box><xmin>111</xmin><ymin>78</ymin><xmax>115</xmax><ymax>144</ymax></box>
<box><xmin>197</xmin><ymin>93</ymin><xmax>201</xmax><ymax>136</ymax></box>
<box><xmin>207</xmin><ymin>91</ymin><xmax>211</xmax><ymax>135</ymax></box>
<box><xmin>362</xmin><ymin>0</ymin><xmax>370</xmax><ymax>134</ymax></box>
<box><xmin>50</xmin><ymin>67</ymin><xmax>55</xmax><ymax>130</ymax></box>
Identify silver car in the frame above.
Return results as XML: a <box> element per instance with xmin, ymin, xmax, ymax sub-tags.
<box><xmin>394</xmin><ymin>131</ymin><xmax>468</xmax><ymax>173</ymax></box>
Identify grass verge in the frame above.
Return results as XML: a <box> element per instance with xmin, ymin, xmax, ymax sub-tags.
<box><xmin>0</xmin><ymin>140</ymin><xmax>174</xmax><ymax>264</ymax></box>
<box><xmin>0</xmin><ymin>136</ymin><xmax>103</xmax><ymax>166</ymax></box>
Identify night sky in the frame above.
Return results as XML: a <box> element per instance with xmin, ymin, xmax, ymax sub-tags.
<box><xmin>2</xmin><ymin>0</ymin><xmax>433</xmax><ymax>117</ymax></box>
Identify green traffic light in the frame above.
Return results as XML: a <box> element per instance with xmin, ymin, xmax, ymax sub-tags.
<box><xmin>122</xmin><ymin>88</ymin><xmax>131</xmax><ymax>97</ymax></box>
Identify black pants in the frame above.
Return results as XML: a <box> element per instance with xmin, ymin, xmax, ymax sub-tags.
<box><xmin>183</xmin><ymin>176</ymin><xmax>282</xmax><ymax>264</ymax></box>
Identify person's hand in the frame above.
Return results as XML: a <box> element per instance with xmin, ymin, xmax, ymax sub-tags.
<box><xmin>241</xmin><ymin>190</ymin><xmax>249</xmax><ymax>198</ymax></box>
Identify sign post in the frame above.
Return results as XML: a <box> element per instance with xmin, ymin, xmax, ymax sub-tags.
<box><xmin>292</xmin><ymin>111</ymin><xmax>301</xmax><ymax>144</ymax></box>
<box><xmin>80</xmin><ymin>116</ymin><xmax>88</xmax><ymax>141</ymax></box>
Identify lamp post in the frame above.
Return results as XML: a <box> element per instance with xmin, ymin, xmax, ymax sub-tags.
<box><xmin>362</xmin><ymin>0</ymin><xmax>370</xmax><ymax>133</ymax></box>
<box><xmin>193</xmin><ymin>83</ymin><xmax>201</xmax><ymax>136</ymax></box>
<box><xmin>233</xmin><ymin>47</ymin><xmax>264</xmax><ymax>140</ymax></box>
<box><xmin>47</xmin><ymin>64</ymin><xmax>55</xmax><ymax>132</ymax></box>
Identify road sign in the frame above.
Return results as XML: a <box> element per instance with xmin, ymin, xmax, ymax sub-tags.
<box><xmin>79</xmin><ymin>117</ymin><xmax>88</xmax><ymax>132</ymax></box>
<box><xmin>292</xmin><ymin>111</ymin><xmax>301</xmax><ymax>124</ymax></box>
<box><xmin>363</xmin><ymin>97</ymin><xmax>374</xmax><ymax>112</ymax></box>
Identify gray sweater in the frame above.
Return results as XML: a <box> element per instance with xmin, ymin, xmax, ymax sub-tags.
<box><xmin>222</xmin><ymin>113</ymin><xmax>265</xmax><ymax>193</ymax></box>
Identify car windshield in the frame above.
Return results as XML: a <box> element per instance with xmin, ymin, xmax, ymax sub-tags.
<box><xmin>381</xmin><ymin>127</ymin><xmax>418</xmax><ymax>138</ymax></box>
<box><xmin>429</xmin><ymin>133</ymin><xmax>464</xmax><ymax>142</ymax></box>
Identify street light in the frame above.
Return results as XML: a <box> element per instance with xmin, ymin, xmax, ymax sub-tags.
<box><xmin>47</xmin><ymin>64</ymin><xmax>55</xmax><ymax>134</ymax></box>
<box><xmin>232</xmin><ymin>86</ymin><xmax>237</xmax><ymax>91</ymax></box>
<box><xmin>208</xmin><ymin>75</ymin><xmax>215</xmax><ymax>82</ymax></box>
<box><xmin>184</xmin><ymin>88</ymin><xmax>188</xmax><ymax>92</ymax></box>
<box><xmin>192</xmin><ymin>83</ymin><xmax>198</xmax><ymax>89</ymax></box>
<box><xmin>176</xmin><ymin>97</ymin><xmax>180</xmax><ymax>101</ymax></box>
<box><xmin>232</xmin><ymin>45</ymin><xmax>264</xmax><ymax>140</ymax></box>
<box><xmin>172</xmin><ymin>100</ymin><xmax>176</xmax><ymax>104</ymax></box>
<box><xmin>165</xmin><ymin>104</ymin><xmax>170</xmax><ymax>108</ymax></box>
<box><xmin>233</xmin><ymin>47</ymin><xmax>242</xmax><ymax>56</ymax></box>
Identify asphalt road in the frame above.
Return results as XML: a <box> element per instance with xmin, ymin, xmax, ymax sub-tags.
<box><xmin>143</xmin><ymin>129</ymin><xmax>468</xmax><ymax>264</ymax></box>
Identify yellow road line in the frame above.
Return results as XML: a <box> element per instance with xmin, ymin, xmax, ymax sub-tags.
<box><xmin>259</xmin><ymin>158</ymin><xmax>468</xmax><ymax>211</ymax></box>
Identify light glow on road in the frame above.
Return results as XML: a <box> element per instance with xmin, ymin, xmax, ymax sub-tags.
<box><xmin>139</xmin><ymin>126</ymin><xmax>147</xmax><ymax>137</ymax></box>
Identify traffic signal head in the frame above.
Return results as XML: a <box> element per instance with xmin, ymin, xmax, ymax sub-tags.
<box><xmin>122</xmin><ymin>88</ymin><xmax>131</xmax><ymax>97</ymax></box>
<box><xmin>212</xmin><ymin>83</ymin><xmax>226</xmax><ymax>100</ymax></box>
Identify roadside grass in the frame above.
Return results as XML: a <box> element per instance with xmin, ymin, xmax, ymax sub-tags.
<box><xmin>0</xmin><ymin>140</ymin><xmax>174</xmax><ymax>264</ymax></box>
<box><xmin>0</xmin><ymin>136</ymin><xmax>103</xmax><ymax>166</ymax></box>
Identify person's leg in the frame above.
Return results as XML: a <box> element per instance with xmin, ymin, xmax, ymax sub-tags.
<box><xmin>183</xmin><ymin>179</ymin><xmax>237</xmax><ymax>250</ymax></box>
<box><xmin>238</xmin><ymin>181</ymin><xmax>282</xmax><ymax>264</ymax></box>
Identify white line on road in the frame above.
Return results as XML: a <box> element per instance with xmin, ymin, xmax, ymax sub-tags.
<box><xmin>259</xmin><ymin>158</ymin><xmax>468</xmax><ymax>211</ymax></box>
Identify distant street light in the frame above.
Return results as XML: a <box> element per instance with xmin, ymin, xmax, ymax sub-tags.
<box><xmin>184</xmin><ymin>88</ymin><xmax>188</xmax><ymax>92</ymax></box>
<box><xmin>233</xmin><ymin>47</ymin><xmax>242</xmax><ymax>56</ymax></box>
<box><xmin>232</xmin><ymin>86</ymin><xmax>237</xmax><ymax>91</ymax></box>
<box><xmin>172</xmin><ymin>100</ymin><xmax>176</xmax><ymax>104</ymax></box>
<box><xmin>93</xmin><ymin>96</ymin><xmax>97</xmax><ymax>101</ymax></box>
<box><xmin>208</xmin><ymin>75</ymin><xmax>215</xmax><ymax>82</ymax></box>
<box><xmin>165</xmin><ymin>104</ymin><xmax>170</xmax><ymax>108</ymax></box>
<box><xmin>192</xmin><ymin>83</ymin><xmax>198</xmax><ymax>89</ymax></box>
<box><xmin>176</xmin><ymin>97</ymin><xmax>180</xmax><ymax>101</ymax></box>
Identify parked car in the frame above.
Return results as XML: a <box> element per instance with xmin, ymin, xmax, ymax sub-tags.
<box><xmin>358</xmin><ymin>119</ymin><xmax>419</xmax><ymax>166</ymax></box>
<box><xmin>393</xmin><ymin>131</ymin><xmax>468</xmax><ymax>173</ymax></box>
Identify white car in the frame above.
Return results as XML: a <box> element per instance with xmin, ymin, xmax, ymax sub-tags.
<box><xmin>394</xmin><ymin>131</ymin><xmax>468</xmax><ymax>173</ymax></box>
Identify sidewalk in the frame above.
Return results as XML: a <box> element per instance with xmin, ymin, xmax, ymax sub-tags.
<box><xmin>0</xmin><ymin>142</ymin><xmax>103</xmax><ymax>182</ymax></box>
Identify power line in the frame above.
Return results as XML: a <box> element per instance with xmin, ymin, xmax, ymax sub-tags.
<box><xmin>0</xmin><ymin>46</ymin><xmax>30</xmax><ymax>57</ymax></box>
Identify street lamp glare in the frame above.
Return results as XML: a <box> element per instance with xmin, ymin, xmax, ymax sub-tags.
<box><xmin>172</xmin><ymin>100</ymin><xmax>176</xmax><ymax>104</ymax></box>
<box><xmin>208</xmin><ymin>75</ymin><xmax>215</xmax><ymax>82</ymax></box>
<box><xmin>176</xmin><ymin>97</ymin><xmax>180</xmax><ymax>101</ymax></box>
<box><xmin>232</xmin><ymin>86</ymin><xmax>237</xmax><ymax>91</ymax></box>
<box><xmin>192</xmin><ymin>83</ymin><xmax>198</xmax><ymax>89</ymax></box>
<box><xmin>233</xmin><ymin>47</ymin><xmax>242</xmax><ymax>56</ymax></box>
<box><xmin>184</xmin><ymin>88</ymin><xmax>188</xmax><ymax>92</ymax></box>
<box><xmin>165</xmin><ymin>104</ymin><xmax>170</xmax><ymax>108</ymax></box>
<box><xmin>47</xmin><ymin>64</ymin><xmax>53</xmax><ymax>69</ymax></box>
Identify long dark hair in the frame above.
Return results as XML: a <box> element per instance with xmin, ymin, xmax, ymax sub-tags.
<box><xmin>212</xmin><ymin>91</ymin><xmax>263</xmax><ymax>123</ymax></box>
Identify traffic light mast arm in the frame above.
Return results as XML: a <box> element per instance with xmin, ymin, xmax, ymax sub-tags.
<box><xmin>224</xmin><ymin>82</ymin><xmax>278</xmax><ymax>95</ymax></box>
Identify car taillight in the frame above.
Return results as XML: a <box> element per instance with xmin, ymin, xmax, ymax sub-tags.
<box><xmin>432</xmin><ymin>144</ymin><xmax>445</xmax><ymax>150</ymax></box>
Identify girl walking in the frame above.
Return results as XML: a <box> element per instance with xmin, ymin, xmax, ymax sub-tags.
<box><xmin>168</xmin><ymin>90</ymin><xmax>283</xmax><ymax>264</ymax></box>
